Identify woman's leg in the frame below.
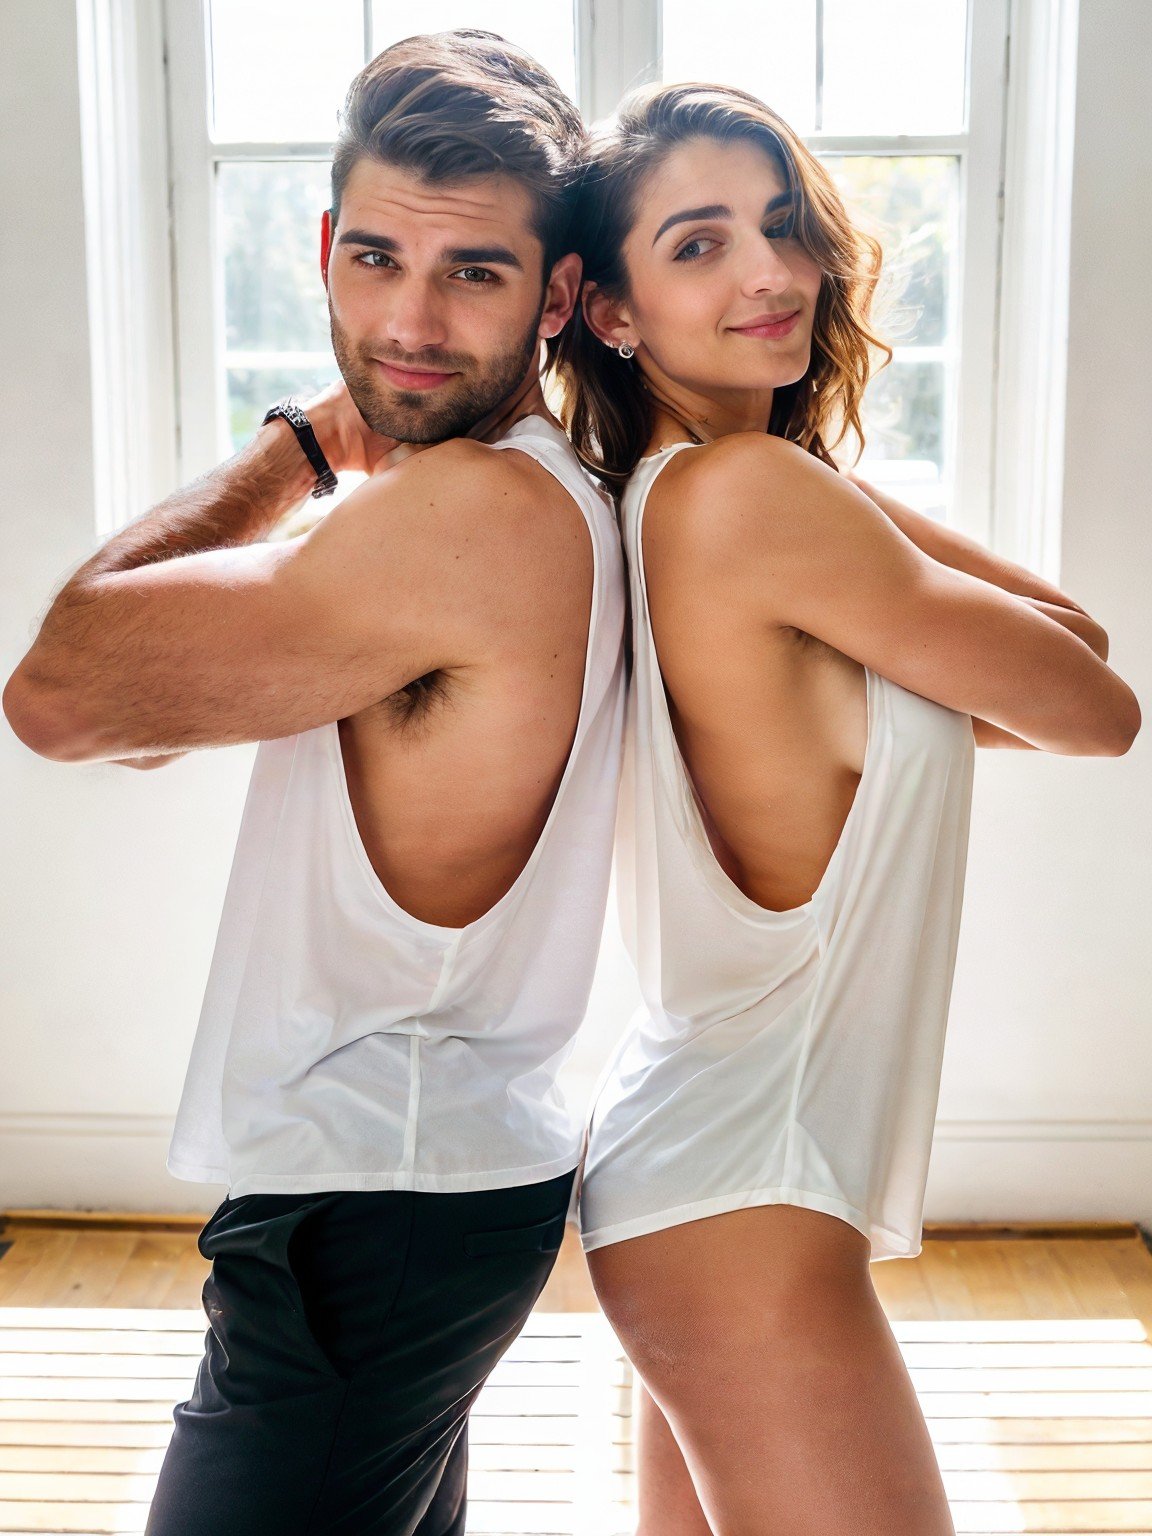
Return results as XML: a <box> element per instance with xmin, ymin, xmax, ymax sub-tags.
<box><xmin>634</xmin><ymin>1380</ymin><xmax>715</xmax><ymax>1535</ymax></box>
<box><xmin>588</xmin><ymin>1204</ymin><xmax>955</xmax><ymax>1536</ymax></box>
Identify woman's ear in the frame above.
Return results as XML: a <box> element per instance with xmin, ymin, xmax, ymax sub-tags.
<box><xmin>582</xmin><ymin>281</ymin><xmax>637</xmax><ymax>352</ymax></box>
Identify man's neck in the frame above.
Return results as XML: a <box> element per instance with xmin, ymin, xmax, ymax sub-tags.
<box><xmin>466</xmin><ymin>370</ymin><xmax>555</xmax><ymax>446</ymax></box>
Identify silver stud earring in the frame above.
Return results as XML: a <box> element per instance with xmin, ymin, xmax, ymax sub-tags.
<box><xmin>618</xmin><ymin>341</ymin><xmax>636</xmax><ymax>359</ymax></box>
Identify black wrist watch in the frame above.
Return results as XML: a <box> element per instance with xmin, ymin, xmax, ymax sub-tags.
<box><xmin>261</xmin><ymin>399</ymin><xmax>339</xmax><ymax>498</ymax></box>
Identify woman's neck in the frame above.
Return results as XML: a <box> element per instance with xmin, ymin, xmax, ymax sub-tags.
<box><xmin>640</xmin><ymin>370</ymin><xmax>774</xmax><ymax>453</ymax></box>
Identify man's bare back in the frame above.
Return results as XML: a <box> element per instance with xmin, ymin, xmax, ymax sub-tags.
<box><xmin>336</xmin><ymin>434</ymin><xmax>594</xmax><ymax>928</ymax></box>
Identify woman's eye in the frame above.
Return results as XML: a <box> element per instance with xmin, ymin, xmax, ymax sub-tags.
<box><xmin>674</xmin><ymin>236</ymin><xmax>720</xmax><ymax>262</ymax></box>
<box><xmin>765</xmin><ymin>216</ymin><xmax>797</xmax><ymax>240</ymax></box>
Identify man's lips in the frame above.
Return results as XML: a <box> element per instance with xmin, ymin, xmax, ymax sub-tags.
<box><xmin>730</xmin><ymin>309</ymin><xmax>802</xmax><ymax>339</ymax></box>
<box><xmin>374</xmin><ymin>359</ymin><xmax>459</xmax><ymax>391</ymax></box>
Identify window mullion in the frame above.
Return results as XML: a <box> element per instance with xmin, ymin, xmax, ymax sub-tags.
<box><xmin>952</xmin><ymin>0</ymin><xmax>1010</xmax><ymax>545</ymax></box>
<box><xmin>579</xmin><ymin>0</ymin><xmax>659</xmax><ymax>123</ymax></box>
<box><xmin>164</xmin><ymin>0</ymin><xmax>225</xmax><ymax>481</ymax></box>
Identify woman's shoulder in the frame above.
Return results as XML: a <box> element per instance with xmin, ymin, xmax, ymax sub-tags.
<box><xmin>640</xmin><ymin>431</ymin><xmax>845</xmax><ymax>561</ymax></box>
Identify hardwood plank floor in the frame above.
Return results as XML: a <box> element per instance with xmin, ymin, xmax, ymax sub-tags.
<box><xmin>1</xmin><ymin>1216</ymin><xmax>1151</xmax><ymax>1534</ymax></box>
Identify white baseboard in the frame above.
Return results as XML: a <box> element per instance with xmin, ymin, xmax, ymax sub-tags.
<box><xmin>0</xmin><ymin>1112</ymin><xmax>1149</xmax><ymax>1225</ymax></box>
<box><xmin>926</xmin><ymin>1119</ymin><xmax>1152</xmax><ymax>1226</ymax></box>
<box><xmin>0</xmin><ymin>1112</ymin><xmax>223</xmax><ymax>1213</ymax></box>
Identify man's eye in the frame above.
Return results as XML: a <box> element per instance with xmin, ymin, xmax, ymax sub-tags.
<box><xmin>356</xmin><ymin>251</ymin><xmax>395</xmax><ymax>268</ymax></box>
<box><xmin>455</xmin><ymin>267</ymin><xmax>497</xmax><ymax>284</ymax></box>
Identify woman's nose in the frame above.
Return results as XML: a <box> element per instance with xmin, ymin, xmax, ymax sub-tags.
<box><xmin>741</xmin><ymin>237</ymin><xmax>795</xmax><ymax>297</ymax></box>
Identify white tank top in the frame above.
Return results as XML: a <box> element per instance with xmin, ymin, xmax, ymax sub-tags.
<box><xmin>577</xmin><ymin>441</ymin><xmax>975</xmax><ymax>1260</ymax></box>
<box><xmin>168</xmin><ymin>417</ymin><xmax>626</xmax><ymax>1197</ymax></box>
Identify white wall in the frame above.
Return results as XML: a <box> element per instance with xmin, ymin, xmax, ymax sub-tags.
<box><xmin>2</xmin><ymin>0</ymin><xmax>1149</xmax><ymax>1220</ymax></box>
<box><xmin>925</xmin><ymin>0</ymin><xmax>1152</xmax><ymax>1222</ymax></box>
<box><xmin>0</xmin><ymin>0</ymin><xmax>237</xmax><ymax>1211</ymax></box>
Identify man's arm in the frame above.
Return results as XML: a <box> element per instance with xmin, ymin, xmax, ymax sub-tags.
<box><xmin>842</xmin><ymin>469</ymin><xmax>1108</xmax><ymax>748</ymax></box>
<box><xmin>2</xmin><ymin>417</ymin><xmax>528</xmax><ymax>762</ymax></box>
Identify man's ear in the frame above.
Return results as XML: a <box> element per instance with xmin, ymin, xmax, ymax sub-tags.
<box><xmin>320</xmin><ymin>208</ymin><xmax>333</xmax><ymax>288</ymax></box>
<box><xmin>582</xmin><ymin>281</ymin><xmax>635</xmax><ymax>351</ymax></box>
<box><xmin>537</xmin><ymin>252</ymin><xmax>583</xmax><ymax>339</ymax></box>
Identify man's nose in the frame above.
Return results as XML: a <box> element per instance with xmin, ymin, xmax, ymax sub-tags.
<box><xmin>385</xmin><ymin>279</ymin><xmax>449</xmax><ymax>354</ymax></box>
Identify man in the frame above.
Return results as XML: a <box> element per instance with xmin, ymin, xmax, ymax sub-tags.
<box><xmin>3</xmin><ymin>31</ymin><xmax>624</xmax><ymax>1536</ymax></box>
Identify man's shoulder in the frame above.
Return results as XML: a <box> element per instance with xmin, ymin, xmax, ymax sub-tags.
<box><xmin>357</xmin><ymin>439</ymin><xmax>603</xmax><ymax>578</ymax></box>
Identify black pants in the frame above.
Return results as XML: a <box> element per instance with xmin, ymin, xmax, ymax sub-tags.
<box><xmin>145</xmin><ymin>1168</ymin><xmax>577</xmax><ymax>1535</ymax></box>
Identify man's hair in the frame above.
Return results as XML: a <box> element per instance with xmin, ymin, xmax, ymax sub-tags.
<box><xmin>331</xmin><ymin>29</ymin><xmax>584</xmax><ymax>273</ymax></box>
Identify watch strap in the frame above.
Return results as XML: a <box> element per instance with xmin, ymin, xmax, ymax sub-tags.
<box><xmin>261</xmin><ymin>399</ymin><xmax>339</xmax><ymax>498</ymax></box>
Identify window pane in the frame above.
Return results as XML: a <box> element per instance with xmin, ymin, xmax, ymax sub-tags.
<box><xmin>821</xmin><ymin>155</ymin><xmax>957</xmax><ymax>348</ymax></box>
<box><xmin>661</xmin><ymin>0</ymin><xmax>817</xmax><ymax>135</ymax></box>
<box><xmin>856</xmin><ymin>359</ymin><xmax>948</xmax><ymax>514</ymax></box>
<box><xmin>219</xmin><ymin>161</ymin><xmax>336</xmax><ymax>452</ymax></box>
<box><xmin>371</xmin><ymin>2</ymin><xmax>577</xmax><ymax>101</ymax></box>
<box><xmin>821</xmin><ymin>156</ymin><xmax>958</xmax><ymax>514</ymax></box>
<box><xmin>227</xmin><ymin>364</ymin><xmax>340</xmax><ymax>454</ymax></box>
<box><xmin>821</xmin><ymin>0</ymin><xmax>968</xmax><ymax>135</ymax></box>
<box><xmin>210</xmin><ymin>0</ymin><xmax>364</xmax><ymax>142</ymax></box>
<box><xmin>219</xmin><ymin>161</ymin><xmax>333</xmax><ymax>354</ymax></box>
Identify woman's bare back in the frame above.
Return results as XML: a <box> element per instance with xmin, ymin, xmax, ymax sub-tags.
<box><xmin>642</xmin><ymin>448</ymin><xmax>870</xmax><ymax>915</ymax></box>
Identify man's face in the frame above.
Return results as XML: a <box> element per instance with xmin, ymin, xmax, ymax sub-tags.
<box><xmin>322</xmin><ymin>158</ymin><xmax>553</xmax><ymax>441</ymax></box>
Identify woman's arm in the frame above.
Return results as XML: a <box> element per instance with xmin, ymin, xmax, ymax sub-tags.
<box><xmin>669</xmin><ymin>436</ymin><xmax>1139</xmax><ymax>756</ymax></box>
<box><xmin>843</xmin><ymin>471</ymin><xmax>1109</xmax><ymax>748</ymax></box>
<box><xmin>842</xmin><ymin>468</ymin><xmax>1099</xmax><ymax>626</ymax></box>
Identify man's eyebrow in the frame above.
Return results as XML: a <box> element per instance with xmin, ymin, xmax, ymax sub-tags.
<box><xmin>335</xmin><ymin>230</ymin><xmax>524</xmax><ymax>271</ymax></box>
<box><xmin>651</xmin><ymin>192</ymin><xmax>795</xmax><ymax>247</ymax></box>
<box><xmin>337</xmin><ymin>230</ymin><xmax>400</xmax><ymax>252</ymax></box>
<box><xmin>443</xmin><ymin>245</ymin><xmax>524</xmax><ymax>272</ymax></box>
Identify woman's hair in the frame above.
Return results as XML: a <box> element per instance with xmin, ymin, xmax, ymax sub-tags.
<box><xmin>551</xmin><ymin>81</ymin><xmax>893</xmax><ymax>488</ymax></box>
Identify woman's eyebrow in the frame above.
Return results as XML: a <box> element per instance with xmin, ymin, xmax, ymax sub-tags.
<box><xmin>651</xmin><ymin>191</ymin><xmax>795</xmax><ymax>247</ymax></box>
<box><xmin>652</xmin><ymin>205</ymin><xmax>732</xmax><ymax>246</ymax></box>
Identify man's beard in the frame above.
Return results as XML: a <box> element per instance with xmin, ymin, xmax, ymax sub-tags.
<box><xmin>330</xmin><ymin>300</ymin><xmax>544</xmax><ymax>444</ymax></box>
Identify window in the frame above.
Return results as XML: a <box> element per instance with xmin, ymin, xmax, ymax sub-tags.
<box><xmin>164</xmin><ymin>0</ymin><xmax>1005</xmax><ymax>535</ymax></box>
<box><xmin>165</xmin><ymin>0</ymin><xmax>579</xmax><ymax>493</ymax></box>
<box><xmin>659</xmin><ymin>0</ymin><xmax>1007</xmax><ymax>532</ymax></box>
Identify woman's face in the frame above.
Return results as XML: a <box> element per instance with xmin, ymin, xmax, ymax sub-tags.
<box><xmin>602</xmin><ymin>135</ymin><xmax>825</xmax><ymax>419</ymax></box>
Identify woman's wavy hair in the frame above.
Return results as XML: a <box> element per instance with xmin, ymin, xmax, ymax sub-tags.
<box><xmin>551</xmin><ymin>82</ymin><xmax>893</xmax><ymax>488</ymax></box>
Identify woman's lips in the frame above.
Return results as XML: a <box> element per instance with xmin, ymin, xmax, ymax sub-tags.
<box><xmin>375</xmin><ymin>360</ymin><xmax>458</xmax><ymax>390</ymax></box>
<box><xmin>730</xmin><ymin>309</ymin><xmax>802</xmax><ymax>339</ymax></box>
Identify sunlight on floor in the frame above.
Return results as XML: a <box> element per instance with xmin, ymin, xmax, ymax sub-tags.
<box><xmin>2</xmin><ymin>1309</ymin><xmax>1152</xmax><ymax>1533</ymax></box>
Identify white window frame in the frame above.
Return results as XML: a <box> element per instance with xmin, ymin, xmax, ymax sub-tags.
<box><xmin>76</xmin><ymin>0</ymin><xmax>178</xmax><ymax>534</ymax></box>
<box><xmin>89</xmin><ymin>0</ymin><xmax>1076</xmax><ymax>578</ymax></box>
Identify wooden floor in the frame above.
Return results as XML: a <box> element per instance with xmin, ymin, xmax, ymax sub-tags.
<box><xmin>1</xmin><ymin>1214</ymin><xmax>1152</xmax><ymax>1533</ymax></box>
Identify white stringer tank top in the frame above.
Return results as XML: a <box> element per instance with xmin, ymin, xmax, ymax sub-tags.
<box><xmin>578</xmin><ymin>441</ymin><xmax>975</xmax><ymax>1260</ymax></box>
<box><xmin>168</xmin><ymin>416</ymin><xmax>626</xmax><ymax>1197</ymax></box>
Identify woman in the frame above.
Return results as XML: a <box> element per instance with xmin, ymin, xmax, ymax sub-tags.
<box><xmin>554</xmin><ymin>84</ymin><xmax>1140</xmax><ymax>1535</ymax></box>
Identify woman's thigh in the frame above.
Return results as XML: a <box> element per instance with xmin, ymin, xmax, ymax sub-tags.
<box><xmin>588</xmin><ymin>1204</ymin><xmax>955</xmax><ymax>1536</ymax></box>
